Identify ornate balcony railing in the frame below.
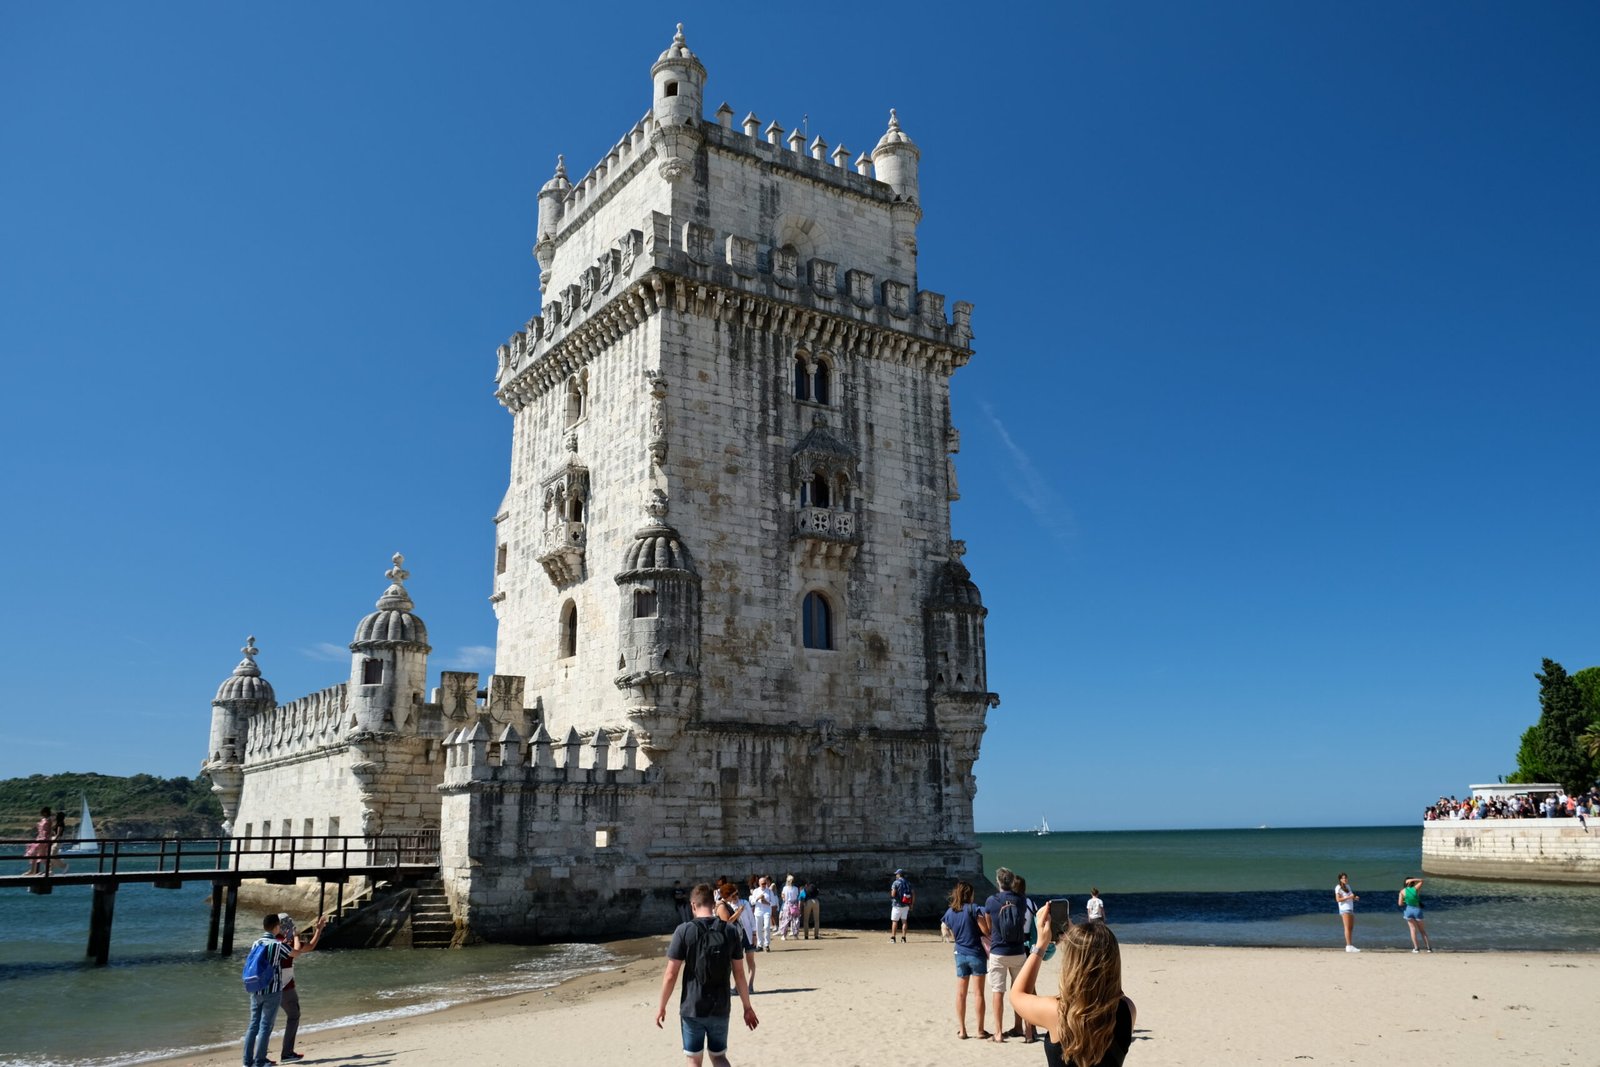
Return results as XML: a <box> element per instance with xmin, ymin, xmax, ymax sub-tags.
<box><xmin>537</xmin><ymin>520</ymin><xmax>586</xmax><ymax>585</ymax></box>
<box><xmin>794</xmin><ymin>506</ymin><xmax>859</xmax><ymax>562</ymax></box>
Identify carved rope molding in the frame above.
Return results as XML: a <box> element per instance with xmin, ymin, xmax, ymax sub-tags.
<box><xmin>497</xmin><ymin>271</ymin><xmax>971</xmax><ymax>413</ymax></box>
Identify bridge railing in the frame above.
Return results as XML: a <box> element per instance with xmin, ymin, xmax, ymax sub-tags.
<box><xmin>0</xmin><ymin>829</ymin><xmax>441</xmax><ymax>880</ymax></box>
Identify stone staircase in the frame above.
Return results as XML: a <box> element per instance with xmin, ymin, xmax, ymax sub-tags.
<box><xmin>410</xmin><ymin>880</ymin><xmax>456</xmax><ymax>948</ymax></box>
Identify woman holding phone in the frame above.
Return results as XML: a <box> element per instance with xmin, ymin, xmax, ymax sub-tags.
<box><xmin>1009</xmin><ymin>901</ymin><xmax>1136</xmax><ymax>1067</ymax></box>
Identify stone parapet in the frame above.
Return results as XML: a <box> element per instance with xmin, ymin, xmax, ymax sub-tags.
<box><xmin>243</xmin><ymin>683</ymin><xmax>348</xmax><ymax>763</ymax></box>
<box><xmin>1421</xmin><ymin>820</ymin><xmax>1600</xmax><ymax>883</ymax></box>
<box><xmin>495</xmin><ymin>208</ymin><xmax>973</xmax><ymax>408</ymax></box>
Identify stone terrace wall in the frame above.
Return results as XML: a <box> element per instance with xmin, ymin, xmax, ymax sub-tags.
<box><xmin>1421</xmin><ymin>820</ymin><xmax>1600</xmax><ymax>883</ymax></box>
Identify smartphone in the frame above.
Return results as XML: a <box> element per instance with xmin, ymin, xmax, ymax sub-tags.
<box><xmin>1047</xmin><ymin>898</ymin><xmax>1072</xmax><ymax>939</ymax></box>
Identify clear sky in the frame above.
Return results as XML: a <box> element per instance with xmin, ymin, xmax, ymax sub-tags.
<box><xmin>2</xmin><ymin>3</ymin><xmax>1596</xmax><ymax>831</ymax></box>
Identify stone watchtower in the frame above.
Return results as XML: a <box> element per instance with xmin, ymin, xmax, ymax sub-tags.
<box><xmin>450</xmin><ymin>25</ymin><xmax>998</xmax><ymax>937</ymax></box>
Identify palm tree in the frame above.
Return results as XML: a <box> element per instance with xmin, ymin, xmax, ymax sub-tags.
<box><xmin>1581</xmin><ymin>722</ymin><xmax>1600</xmax><ymax>761</ymax></box>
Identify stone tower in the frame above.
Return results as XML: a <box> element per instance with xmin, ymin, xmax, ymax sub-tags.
<box><xmin>457</xmin><ymin>25</ymin><xmax>996</xmax><ymax>936</ymax></box>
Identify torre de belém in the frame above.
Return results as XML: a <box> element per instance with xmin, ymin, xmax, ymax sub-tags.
<box><xmin>201</xmin><ymin>26</ymin><xmax>998</xmax><ymax>940</ymax></box>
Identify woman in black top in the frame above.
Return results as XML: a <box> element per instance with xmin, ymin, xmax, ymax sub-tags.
<box><xmin>1009</xmin><ymin>903</ymin><xmax>1135</xmax><ymax>1067</ymax></box>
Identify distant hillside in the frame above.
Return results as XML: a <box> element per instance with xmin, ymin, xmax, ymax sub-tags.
<box><xmin>1</xmin><ymin>772</ymin><xmax>222</xmax><ymax>839</ymax></box>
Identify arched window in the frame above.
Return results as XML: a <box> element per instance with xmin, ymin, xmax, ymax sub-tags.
<box><xmin>560</xmin><ymin>601</ymin><xmax>578</xmax><ymax>658</ymax></box>
<box><xmin>801</xmin><ymin>473</ymin><xmax>830</xmax><ymax>508</ymax></box>
<box><xmin>634</xmin><ymin>589</ymin><xmax>658</xmax><ymax>618</ymax></box>
<box><xmin>568</xmin><ymin>497</ymin><xmax>584</xmax><ymax>523</ymax></box>
<box><xmin>793</xmin><ymin>355</ymin><xmax>810</xmax><ymax>401</ymax></box>
<box><xmin>802</xmin><ymin>592</ymin><xmax>833</xmax><ymax>650</ymax></box>
<box><xmin>812</xmin><ymin>359</ymin><xmax>831</xmax><ymax>405</ymax></box>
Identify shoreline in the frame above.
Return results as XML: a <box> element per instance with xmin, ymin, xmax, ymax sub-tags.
<box><xmin>155</xmin><ymin>930</ymin><xmax>1599</xmax><ymax>1067</ymax></box>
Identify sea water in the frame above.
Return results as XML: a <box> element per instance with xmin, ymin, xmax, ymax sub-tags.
<box><xmin>0</xmin><ymin>876</ymin><xmax>624</xmax><ymax>1067</ymax></box>
<box><xmin>980</xmin><ymin>825</ymin><xmax>1600</xmax><ymax>951</ymax></box>
<box><xmin>3</xmin><ymin>826</ymin><xmax>1598</xmax><ymax>1065</ymax></box>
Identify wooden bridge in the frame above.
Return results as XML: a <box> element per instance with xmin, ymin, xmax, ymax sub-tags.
<box><xmin>0</xmin><ymin>832</ymin><xmax>440</xmax><ymax>965</ymax></box>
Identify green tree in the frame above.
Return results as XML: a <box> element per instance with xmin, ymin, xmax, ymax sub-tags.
<box><xmin>1508</xmin><ymin>723</ymin><xmax>1549</xmax><ymax>783</ymax></box>
<box><xmin>1534</xmin><ymin>658</ymin><xmax>1597</xmax><ymax>793</ymax></box>
<box><xmin>1573</xmin><ymin>666</ymin><xmax>1600</xmax><ymax>719</ymax></box>
<box><xmin>1581</xmin><ymin>723</ymin><xmax>1600</xmax><ymax>763</ymax></box>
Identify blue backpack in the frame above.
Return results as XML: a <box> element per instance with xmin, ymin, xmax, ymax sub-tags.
<box><xmin>242</xmin><ymin>937</ymin><xmax>279</xmax><ymax>992</ymax></box>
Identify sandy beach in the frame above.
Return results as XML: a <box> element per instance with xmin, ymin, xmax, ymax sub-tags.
<box><xmin>164</xmin><ymin>929</ymin><xmax>1596</xmax><ymax>1067</ymax></box>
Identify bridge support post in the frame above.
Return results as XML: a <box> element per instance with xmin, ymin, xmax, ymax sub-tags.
<box><xmin>220</xmin><ymin>882</ymin><xmax>240</xmax><ymax>956</ymax></box>
<box><xmin>207</xmin><ymin>882</ymin><xmax>225</xmax><ymax>951</ymax></box>
<box><xmin>86</xmin><ymin>881</ymin><xmax>117</xmax><ymax>966</ymax></box>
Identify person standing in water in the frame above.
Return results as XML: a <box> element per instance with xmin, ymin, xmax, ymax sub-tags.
<box><xmin>1335</xmin><ymin>872</ymin><xmax>1360</xmax><ymax>953</ymax></box>
<box><xmin>1399</xmin><ymin>877</ymin><xmax>1432</xmax><ymax>953</ymax></box>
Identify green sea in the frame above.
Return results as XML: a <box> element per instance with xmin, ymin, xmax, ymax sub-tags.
<box><xmin>3</xmin><ymin>826</ymin><xmax>1597</xmax><ymax>1065</ymax></box>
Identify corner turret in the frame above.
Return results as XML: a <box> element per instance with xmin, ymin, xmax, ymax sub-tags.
<box><xmin>614</xmin><ymin>494</ymin><xmax>701</xmax><ymax>759</ymax></box>
<box><xmin>649</xmin><ymin>24</ymin><xmax>706</xmax><ymax>182</ymax></box>
<box><xmin>204</xmin><ymin>635</ymin><xmax>274</xmax><ymax>833</ymax></box>
<box><xmin>534</xmin><ymin>156</ymin><xmax>570</xmax><ymax>292</ymax></box>
<box><xmin>872</xmin><ymin>109</ymin><xmax>920</xmax><ymax>206</ymax></box>
<box><xmin>348</xmin><ymin>553</ymin><xmax>431</xmax><ymax>734</ymax></box>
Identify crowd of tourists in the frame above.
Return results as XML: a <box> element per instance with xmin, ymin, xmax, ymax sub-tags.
<box><xmin>1423</xmin><ymin>788</ymin><xmax>1598</xmax><ymax>821</ymax></box>
<box><xmin>657</xmin><ymin>864</ymin><xmax>1133</xmax><ymax>1066</ymax></box>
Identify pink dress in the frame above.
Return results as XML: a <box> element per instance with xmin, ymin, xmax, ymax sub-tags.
<box><xmin>24</xmin><ymin>816</ymin><xmax>50</xmax><ymax>858</ymax></box>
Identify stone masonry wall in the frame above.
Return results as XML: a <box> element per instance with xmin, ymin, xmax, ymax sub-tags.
<box><xmin>1421</xmin><ymin>820</ymin><xmax>1600</xmax><ymax>883</ymax></box>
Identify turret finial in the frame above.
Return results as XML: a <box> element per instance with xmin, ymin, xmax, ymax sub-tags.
<box><xmin>241</xmin><ymin>635</ymin><xmax>259</xmax><ymax>662</ymax></box>
<box><xmin>386</xmin><ymin>553</ymin><xmax>410</xmax><ymax>584</ymax></box>
<box><xmin>888</xmin><ymin>108</ymin><xmax>900</xmax><ymax>132</ymax></box>
<box><xmin>674</xmin><ymin>22</ymin><xmax>685</xmax><ymax>44</ymax></box>
<box><xmin>554</xmin><ymin>155</ymin><xmax>567</xmax><ymax>180</ymax></box>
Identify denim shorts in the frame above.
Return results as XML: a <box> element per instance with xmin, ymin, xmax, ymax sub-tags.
<box><xmin>954</xmin><ymin>952</ymin><xmax>986</xmax><ymax>978</ymax></box>
<box><xmin>681</xmin><ymin>1014</ymin><xmax>730</xmax><ymax>1055</ymax></box>
<box><xmin>1403</xmin><ymin>905</ymin><xmax>1424</xmax><ymax>921</ymax></box>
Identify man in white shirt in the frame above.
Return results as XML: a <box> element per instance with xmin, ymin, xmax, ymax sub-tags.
<box><xmin>754</xmin><ymin>876</ymin><xmax>778</xmax><ymax>950</ymax></box>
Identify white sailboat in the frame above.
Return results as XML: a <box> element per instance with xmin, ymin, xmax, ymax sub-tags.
<box><xmin>61</xmin><ymin>795</ymin><xmax>100</xmax><ymax>855</ymax></box>
<box><xmin>1036</xmin><ymin>817</ymin><xmax>1051</xmax><ymax>836</ymax></box>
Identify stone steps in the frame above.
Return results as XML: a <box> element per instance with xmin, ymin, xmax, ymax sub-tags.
<box><xmin>410</xmin><ymin>880</ymin><xmax>455</xmax><ymax>948</ymax></box>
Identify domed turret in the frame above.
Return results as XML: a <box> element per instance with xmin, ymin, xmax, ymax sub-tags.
<box><xmin>214</xmin><ymin>635</ymin><xmax>276</xmax><ymax>706</ymax></box>
<box><xmin>649</xmin><ymin>25</ymin><xmax>706</xmax><ymax>182</ymax></box>
<box><xmin>620</xmin><ymin>523</ymin><xmax>697</xmax><ymax>576</ymax></box>
<box><xmin>534</xmin><ymin>155</ymin><xmax>570</xmax><ymax>290</ymax></box>
<box><xmin>872</xmin><ymin>109</ymin><xmax>920</xmax><ymax>204</ymax></box>
<box><xmin>205</xmin><ymin>635</ymin><xmax>273</xmax><ymax>833</ymax></box>
<box><xmin>615</xmin><ymin>495</ymin><xmax>701</xmax><ymax>759</ymax></box>
<box><xmin>927</xmin><ymin>542</ymin><xmax>989</xmax><ymax>696</ymax></box>
<box><xmin>352</xmin><ymin>554</ymin><xmax>430</xmax><ymax>651</ymax></box>
<box><xmin>348</xmin><ymin>554</ymin><xmax>431</xmax><ymax>734</ymax></box>
<box><xmin>651</xmin><ymin>23</ymin><xmax>705</xmax><ymax>127</ymax></box>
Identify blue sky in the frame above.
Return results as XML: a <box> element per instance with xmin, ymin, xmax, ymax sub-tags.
<box><xmin>2</xmin><ymin>3</ymin><xmax>1596</xmax><ymax>831</ymax></box>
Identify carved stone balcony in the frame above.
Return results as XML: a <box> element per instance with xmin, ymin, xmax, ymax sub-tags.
<box><xmin>793</xmin><ymin>506</ymin><xmax>859</xmax><ymax>564</ymax></box>
<box><xmin>537</xmin><ymin>520</ymin><xmax>586</xmax><ymax>586</ymax></box>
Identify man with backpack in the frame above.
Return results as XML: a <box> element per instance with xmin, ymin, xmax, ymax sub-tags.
<box><xmin>241</xmin><ymin>913</ymin><xmax>317</xmax><ymax>1067</ymax></box>
<box><xmin>983</xmin><ymin>866</ymin><xmax>1030</xmax><ymax>1043</ymax></box>
<box><xmin>655</xmin><ymin>883</ymin><xmax>759</xmax><ymax>1066</ymax></box>
<box><xmin>889</xmin><ymin>868</ymin><xmax>914</xmax><ymax>943</ymax></box>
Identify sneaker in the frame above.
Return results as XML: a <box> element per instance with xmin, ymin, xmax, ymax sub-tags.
<box><xmin>889</xmin><ymin>936</ymin><xmax>896</xmax><ymax>943</ymax></box>
<box><xmin>1412</xmin><ymin>948</ymin><xmax>1419</xmax><ymax>954</ymax></box>
<box><xmin>1345</xmin><ymin>945</ymin><xmax>1360</xmax><ymax>952</ymax></box>
<box><xmin>901</xmin><ymin>936</ymin><xmax>908</xmax><ymax>943</ymax></box>
<box><xmin>282</xmin><ymin>1056</ymin><xmax>305</xmax><ymax>1063</ymax></box>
